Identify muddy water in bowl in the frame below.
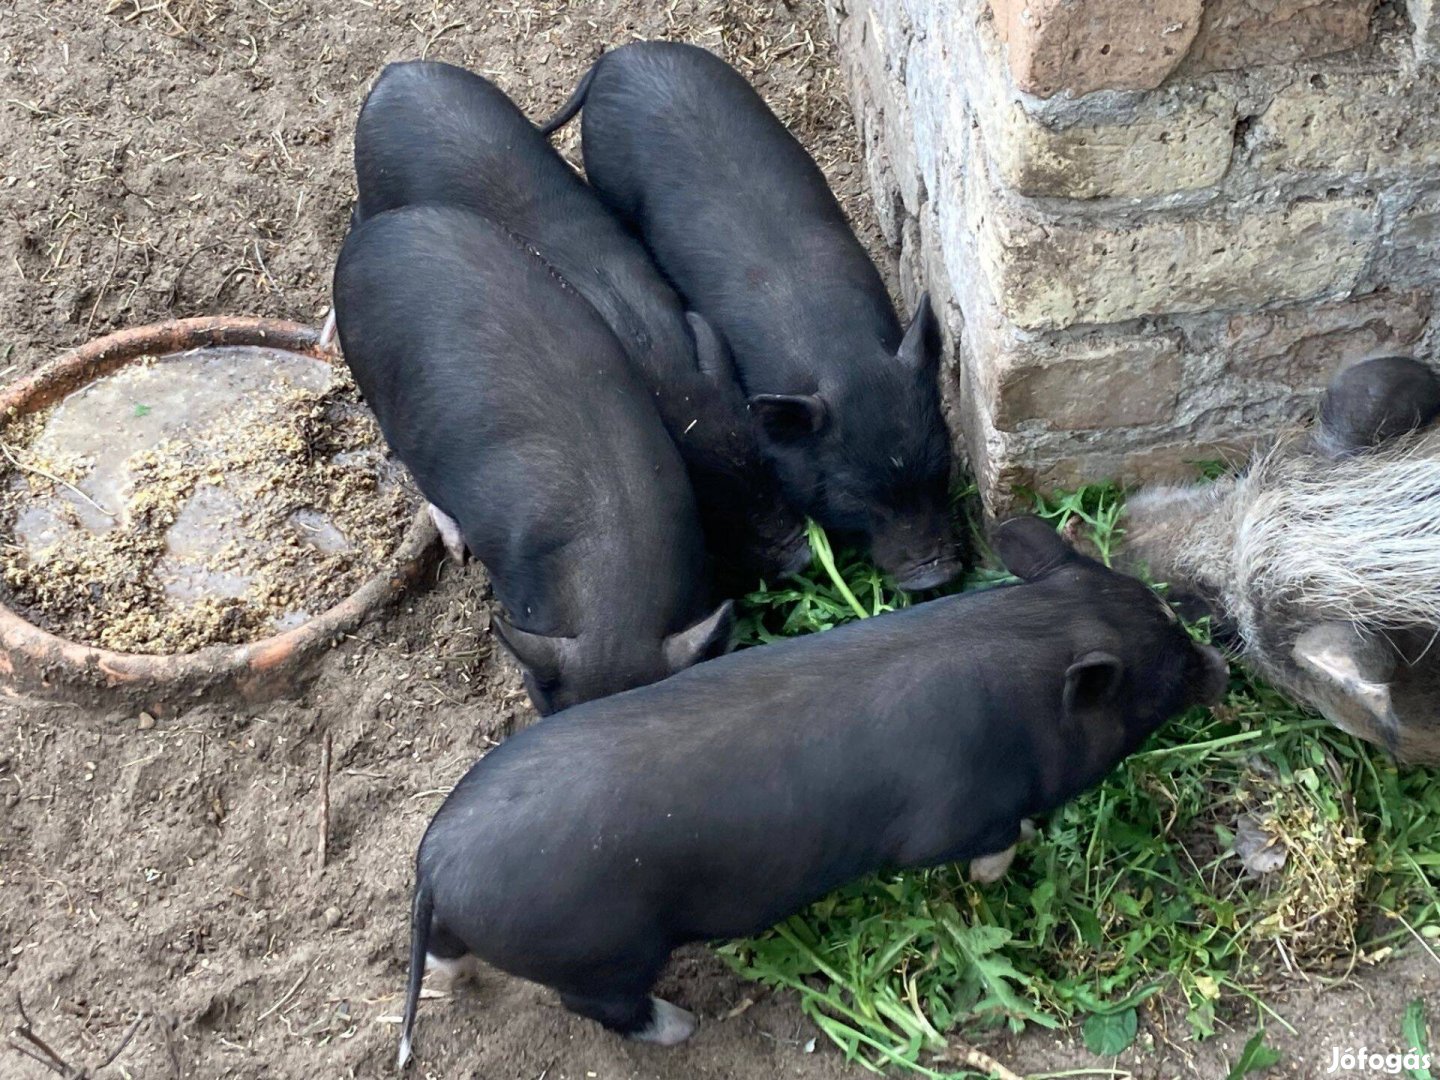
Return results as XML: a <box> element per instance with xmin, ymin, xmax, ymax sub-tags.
<box><xmin>0</xmin><ymin>346</ymin><xmax>417</xmax><ymax>653</ymax></box>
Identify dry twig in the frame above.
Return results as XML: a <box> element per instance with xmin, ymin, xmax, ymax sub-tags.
<box><xmin>7</xmin><ymin>993</ymin><xmax>145</xmax><ymax>1078</ymax></box>
<box><xmin>941</xmin><ymin>1039</ymin><xmax>1024</xmax><ymax>1080</ymax></box>
<box><xmin>317</xmin><ymin>730</ymin><xmax>332</xmax><ymax>873</ymax></box>
<box><xmin>0</xmin><ymin>441</ymin><xmax>116</xmax><ymax>520</ymax></box>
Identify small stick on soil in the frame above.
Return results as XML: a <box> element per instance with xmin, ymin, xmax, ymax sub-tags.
<box><xmin>93</xmin><ymin>1013</ymin><xmax>146</xmax><ymax>1072</ymax></box>
<box><xmin>252</xmin><ymin>240</ymin><xmax>281</xmax><ymax>295</ymax></box>
<box><xmin>83</xmin><ymin>231</ymin><xmax>124</xmax><ymax>337</ymax></box>
<box><xmin>256</xmin><ymin>964</ymin><xmax>314</xmax><ymax>1023</ymax></box>
<box><xmin>0</xmin><ymin>442</ymin><xmax>116</xmax><ymax>520</ymax></box>
<box><xmin>419</xmin><ymin>19</ymin><xmax>465</xmax><ymax>58</ymax></box>
<box><xmin>316</xmin><ymin>731</ymin><xmax>332</xmax><ymax>874</ymax></box>
<box><xmin>7</xmin><ymin>991</ymin><xmax>145</xmax><ymax>1078</ymax></box>
<box><xmin>1392</xmin><ymin>908</ymin><xmax>1440</xmax><ymax>972</ymax></box>
<box><xmin>8</xmin><ymin>992</ymin><xmax>75</xmax><ymax>1078</ymax></box>
<box><xmin>942</xmin><ymin>1040</ymin><xmax>1024</xmax><ymax>1080</ymax></box>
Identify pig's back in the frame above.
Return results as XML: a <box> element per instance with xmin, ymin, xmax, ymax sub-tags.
<box><xmin>354</xmin><ymin>61</ymin><xmax>560</xmax><ymax>227</ymax></box>
<box><xmin>418</xmin><ymin>585</ymin><xmax>1042</xmax><ymax>950</ymax></box>
<box><xmin>353</xmin><ymin>60</ymin><xmax>696</xmax><ymax>393</ymax></box>
<box><xmin>432</xmin><ymin>583</ymin><xmax>1035</xmax><ymax>829</ymax></box>
<box><xmin>333</xmin><ymin>205</ymin><xmax>700</xmax><ymax>592</ymax></box>
<box><xmin>580</xmin><ymin>42</ymin><xmax>900</xmax><ymax>383</ymax></box>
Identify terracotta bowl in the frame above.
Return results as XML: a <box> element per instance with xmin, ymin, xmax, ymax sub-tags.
<box><xmin>0</xmin><ymin>316</ymin><xmax>440</xmax><ymax>711</ymax></box>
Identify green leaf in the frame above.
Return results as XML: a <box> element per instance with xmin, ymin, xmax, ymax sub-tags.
<box><xmin>1071</xmin><ymin>904</ymin><xmax>1104</xmax><ymax>948</ymax></box>
<box><xmin>1404</xmin><ymin>999</ymin><xmax>1434</xmax><ymax>1080</ymax></box>
<box><xmin>1188</xmin><ymin>1000</ymin><xmax>1218</xmax><ymax>1041</ymax></box>
<box><xmin>947</xmin><ymin>921</ymin><xmax>1012</xmax><ymax>957</ymax></box>
<box><xmin>1226</xmin><ymin>1029</ymin><xmax>1282</xmax><ymax>1079</ymax></box>
<box><xmin>1082</xmin><ymin>1008</ymin><xmax>1137</xmax><ymax>1057</ymax></box>
<box><xmin>133</xmin><ymin>403</ymin><xmax>152</xmax><ymax>417</ymax></box>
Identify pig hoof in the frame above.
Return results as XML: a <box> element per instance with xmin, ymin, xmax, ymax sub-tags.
<box><xmin>969</xmin><ymin>844</ymin><xmax>1017</xmax><ymax>885</ymax></box>
<box><xmin>318</xmin><ymin>308</ymin><xmax>339</xmax><ymax>352</ymax></box>
<box><xmin>427</xmin><ymin>503</ymin><xmax>467</xmax><ymax>563</ymax></box>
<box><xmin>632</xmin><ymin>997</ymin><xmax>695</xmax><ymax>1045</ymax></box>
<box><xmin>424</xmin><ymin>952</ymin><xmax>479</xmax><ymax>989</ymax></box>
<box><xmin>1019</xmin><ymin>818</ymin><xmax>1036</xmax><ymax>842</ymax></box>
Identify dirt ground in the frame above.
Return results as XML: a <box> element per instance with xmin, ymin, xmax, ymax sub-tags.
<box><xmin>0</xmin><ymin>2</ymin><xmax>1434</xmax><ymax>1078</ymax></box>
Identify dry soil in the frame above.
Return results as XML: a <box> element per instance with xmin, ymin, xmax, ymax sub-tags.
<box><xmin>0</xmin><ymin>2</ymin><xmax>1433</xmax><ymax>1079</ymax></box>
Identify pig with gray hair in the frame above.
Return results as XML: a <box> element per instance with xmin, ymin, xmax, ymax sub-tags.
<box><xmin>1124</xmin><ymin>356</ymin><xmax>1440</xmax><ymax>763</ymax></box>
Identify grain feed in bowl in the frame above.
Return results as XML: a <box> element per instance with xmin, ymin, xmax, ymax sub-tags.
<box><xmin>0</xmin><ymin>345</ymin><xmax>418</xmax><ymax>654</ymax></box>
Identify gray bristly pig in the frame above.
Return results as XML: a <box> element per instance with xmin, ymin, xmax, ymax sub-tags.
<box><xmin>542</xmin><ymin>41</ymin><xmax>964</xmax><ymax>591</ymax></box>
<box><xmin>334</xmin><ymin>205</ymin><xmax>733</xmax><ymax>716</ymax></box>
<box><xmin>1125</xmin><ymin>356</ymin><xmax>1440</xmax><ymax>763</ymax></box>
<box><xmin>346</xmin><ymin>60</ymin><xmax>809</xmax><ymax>584</ymax></box>
<box><xmin>394</xmin><ymin>516</ymin><xmax>1229</xmax><ymax>1067</ymax></box>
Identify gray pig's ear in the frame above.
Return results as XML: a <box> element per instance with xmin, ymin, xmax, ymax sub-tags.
<box><xmin>686</xmin><ymin>312</ymin><xmax>738</xmax><ymax>385</ymax></box>
<box><xmin>896</xmin><ymin>292</ymin><xmax>941</xmax><ymax>375</ymax></box>
<box><xmin>664</xmin><ymin>600</ymin><xmax>736</xmax><ymax>672</ymax></box>
<box><xmin>749</xmin><ymin>394</ymin><xmax>828</xmax><ymax>442</ymax></box>
<box><xmin>1062</xmin><ymin>650</ymin><xmax>1125</xmax><ymax>720</ymax></box>
<box><xmin>1315</xmin><ymin>357</ymin><xmax>1440</xmax><ymax>458</ymax></box>
<box><xmin>492</xmin><ymin>614</ymin><xmax>569</xmax><ymax>686</ymax></box>
<box><xmin>1293</xmin><ymin>621</ymin><xmax>1401</xmax><ymax>746</ymax></box>
<box><xmin>992</xmin><ymin>516</ymin><xmax>1076</xmax><ymax>581</ymax></box>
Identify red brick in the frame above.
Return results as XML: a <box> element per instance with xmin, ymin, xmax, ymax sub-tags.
<box><xmin>989</xmin><ymin>0</ymin><xmax>1202</xmax><ymax>98</ymax></box>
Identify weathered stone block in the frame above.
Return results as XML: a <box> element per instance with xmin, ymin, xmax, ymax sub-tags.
<box><xmin>990</xmin><ymin>96</ymin><xmax>1235</xmax><ymax>199</ymax></box>
<box><xmin>981</xmin><ymin>196</ymin><xmax>1375</xmax><ymax>331</ymax></box>
<box><xmin>834</xmin><ymin>1</ymin><xmax>923</xmax><ymax>243</ymax></box>
<box><xmin>1183</xmin><ymin>0</ymin><xmax>1377</xmax><ymax>74</ymax></box>
<box><xmin>1387</xmin><ymin>192</ymin><xmax>1440</xmax><ymax>275</ymax></box>
<box><xmin>1225</xmin><ymin>291</ymin><xmax>1432</xmax><ymax>386</ymax></box>
<box><xmin>989</xmin><ymin>0</ymin><xmax>1202</xmax><ymax>98</ymax></box>
<box><xmin>1254</xmin><ymin>68</ymin><xmax>1440</xmax><ymax>175</ymax></box>
<box><xmin>995</xmin><ymin>337</ymin><xmax>1184</xmax><ymax>430</ymax></box>
<box><xmin>1415</xmin><ymin>0</ymin><xmax>1440</xmax><ymax>64</ymax></box>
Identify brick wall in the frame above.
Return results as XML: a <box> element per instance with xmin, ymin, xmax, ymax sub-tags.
<box><xmin>826</xmin><ymin>0</ymin><xmax>1440</xmax><ymax>509</ymax></box>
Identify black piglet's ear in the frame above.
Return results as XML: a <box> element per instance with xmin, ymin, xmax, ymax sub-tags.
<box><xmin>1062</xmin><ymin>650</ymin><xmax>1125</xmax><ymax>722</ymax></box>
<box><xmin>492</xmin><ymin>615</ymin><xmax>570</xmax><ymax>687</ymax></box>
<box><xmin>749</xmin><ymin>393</ymin><xmax>828</xmax><ymax>442</ymax></box>
<box><xmin>992</xmin><ymin>516</ymin><xmax>1077</xmax><ymax>581</ymax></box>
<box><xmin>664</xmin><ymin>600</ymin><xmax>737</xmax><ymax>673</ymax></box>
<box><xmin>896</xmin><ymin>292</ymin><xmax>941</xmax><ymax>375</ymax></box>
<box><xmin>686</xmin><ymin>312</ymin><xmax>738</xmax><ymax>384</ymax></box>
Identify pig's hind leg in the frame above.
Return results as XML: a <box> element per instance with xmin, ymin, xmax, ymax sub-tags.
<box><xmin>425</xmin><ymin>922</ymin><xmax>481</xmax><ymax>989</ymax></box>
<box><xmin>428</xmin><ymin>504</ymin><xmax>468</xmax><ymax>564</ymax></box>
<box><xmin>969</xmin><ymin>819</ymin><xmax>1037</xmax><ymax>885</ymax></box>
<box><xmin>633</xmin><ymin>997</ymin><xmax>696</xmax><ymax>1045</ymax></box>
<box><xmin>553</xmin><ymin>939</ymin><xmax>694</xmax><ymax>1045</ymax></box>
<box><xmin>558</xmin><ymin>990</ymin><xmax>696</xmax><ymax>1045</ymax></box>
<box><xmin>426</xmin><ymin>951</ymin><xmax>480</xmax><ymax>989</ymax></box>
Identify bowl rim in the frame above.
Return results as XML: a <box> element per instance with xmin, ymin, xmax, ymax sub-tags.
<box><xmin>0</xmin><ymin>315</ymin><xmax>439</xmax><ymax>708</ymax></box>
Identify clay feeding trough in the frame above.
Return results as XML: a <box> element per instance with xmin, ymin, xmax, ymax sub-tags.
<box><xmin>0</xmin><ymin>317</ymin><xmax>440</xmax><ymax>710</ymax></box>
